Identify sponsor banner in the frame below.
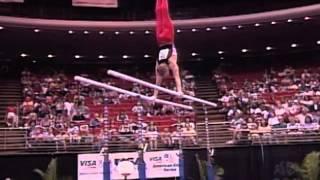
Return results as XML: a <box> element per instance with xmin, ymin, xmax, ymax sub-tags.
<box><xmin>109</xmin><ymin>152</ymin><xmax>139</xmax><ymax>180</ymax></box>
<box><xmin>0</xmin><ymin>0</ymin><xmax>23</xmax><ymax>3</ymax></box>
<box><xmin>145</xmin><ymin>150</ymin><xmax>180</xmax><ymax>178</ymax></box>
<box><xmin>78</xmin><ymin>154</ymin><xmax>104</xmax><ymax>180</ymax></box>
<box><xmin>72</xmin><ymin>0</ymin><xmax>118</xmax><ymax>8</ymax></box>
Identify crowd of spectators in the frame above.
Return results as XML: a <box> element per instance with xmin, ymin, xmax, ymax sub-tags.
<box><xmin>6</xmin><ymin>68</ymin><xmax>197</xmax><ymax>150</ymax></box>
<box><xmin>213</xmin><ymin>66</ymin><xmax>320</xmax><ymax>144</ymax></box>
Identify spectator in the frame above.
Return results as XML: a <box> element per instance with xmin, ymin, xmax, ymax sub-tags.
<box><xmin>116</xmin><ymin>111</ymin><xmax>129</xmax><ymax>122</ymax></box>
<box><xmin>64</xmin><ymin>98</ymin><xmax>74</xmax><ymax>117</ymax></box>
<box><xmin>272</xmin><ymin>116</ymin><xmax>287</xmax><ymax>129</ymax></box>
<box><xmin>42</xmin><ymin>127</ymin><xmax>55</xmax><ymax>142</ymax></box>
<box><xmin>247</xmin><ymin>117</ymin><xmax>258</xmax><ymax>130</ymax></box>
<box><xmin>257</xmin><ymin>119</ymin><xmax>272</xmax><ymax>142</ymax></box>
<box><xmin>89</xmin><ymin>113</ymin><xmax>102</xmax><ymax>128</ymax></box>
<box><xmin>71</xmin><ymin>101</ymin><xmax>89</xmax><ymax>121</ymax></box>
<box><xmin>300</xmin><ymin>115</ymin><xmax>318</xmax><ymax>132</ymax></box>
<box><xmin>146</xmin><ymin>122</ymin><xmax>158</xmax><ymax>150</ymax></box>
<box><xmin>67</xmin><ymin>123</ymin><xmax>81</xmax><ymax>143</ymax></box>
<box><xmin>118</xmin><ymin>121</ymin><xmax>133</xmax><ymax>141</ymax></box>
<box><xmin>161</xmin><ymin>104</ymin><xmax>175</xmax><ymax>115</ymax></box>
<box><xmin>171</xmin><ymin>125</ymin><xmax>183</xmax><ymax>146</ymax></box>
<box><xmin>181</xmin><ymin>118</ymin><xmax>197</xmax><ymax>145</ymax></box>
<box><xmin>267</xmin><ymin>112</ymin><xmax>280</xmax><ymax>127</ymax></box>
<box><xmin>287</xmin><ymin>118</ymin><xmax>302</xmax><ymax>135</ymax></box>
<box><xmin>132</xmin><ymin>102</ymin><xmax>145</xmax><ymax>115</ymax></box>
<box><xmin>54</xmin><ymin>98</ymin><xmax>65</xmax><ymax>115</ymax></box>
<box><xmin>16</xmin><ymin>68</ymin><xmax>195</xmax><ymax>150</ymax></box>
<box><xmin>160</xmin><ymin>128</ymin><xmax>172</xmax><ymax>147</ymax></box>
<box><xmin>214</xmin><ymin>65</ymin><xmax>320</xmax><ymax>143</ymax></box>
<box><xmin>21</xmin><ymin>96</ymin><xmax>34</xmax><ymax>115</ymax></box>
<box><xmin>6</xmin><ymin>105</ymin><xmax>18</xmax><ymax>127</ymax></box>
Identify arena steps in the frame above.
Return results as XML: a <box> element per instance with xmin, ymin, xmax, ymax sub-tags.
<box><xmin>0</xmin><ymin>128</ymin><xmax>27</xmax><ymax>153</ymax></box>
<box><xmin>0</xmin><ymin>78</ymin><xmax>22</xmax><ymax>127</ymax></box>
<box><xmin>0</xmin><ymin>128</ymin><xmax>104</xmax><ymax>154</ymax></box>
<box><xmin>195</xmin><ymin>77</ymin><xmax>232</xmax><ymax>148</ymax></box>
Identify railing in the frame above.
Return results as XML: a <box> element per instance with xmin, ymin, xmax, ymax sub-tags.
<box><xmin>1</xmin><ymin>122</ymin><xmax>320</xmax><ymax>154</ymax></box>
<box><xmin>0</xmin><ymin>121</ymin><xmax>199</xmax><ymax>154</ymax></box>
<box><xmin>226</xmin><ymin>125</ymin><xmax>320</xmax><ymax>145</ymax></box>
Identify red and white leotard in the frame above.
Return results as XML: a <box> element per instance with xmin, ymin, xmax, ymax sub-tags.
<box><xmin>156</xmin><ymin>0</ymin><xmax>175</xmax><ymax>47</ymax></box>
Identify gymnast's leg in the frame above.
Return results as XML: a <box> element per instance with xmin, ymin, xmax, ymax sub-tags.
<box><xmin>156</xmin><ymin>0</ymin><xmax>174</xmax><ymax>46</ymax></box>
<box><xmin>154</xmin><ymin>0</ymin><xmax>182</xmax><ymax>98</ymax></box>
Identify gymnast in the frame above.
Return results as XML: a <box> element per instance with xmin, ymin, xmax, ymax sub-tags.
<box><xmin>153</xmin><ymin>0</ymin><xmax>183</xmax><ymax>98</ymax></box>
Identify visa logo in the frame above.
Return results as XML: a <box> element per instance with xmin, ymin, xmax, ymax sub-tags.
<box><xmin>80</xmin><ymin>160</ymin><xmax>97</xmax><ymax>166</ymax></box>
<box><xmin>150</xmin><ymin>157</ymin><xmax>162</xmax><ymax>161</ymax></box>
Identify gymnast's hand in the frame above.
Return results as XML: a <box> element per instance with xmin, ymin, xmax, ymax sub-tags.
<box><xmin>149</xmin><ymin>95</ymin><xmax>157</xmax><ymax>105</ymax></box>
<box><xmin>177</xmin><ymin>91</ymin><xmax>184</xmax><ymax>98</ymax></box>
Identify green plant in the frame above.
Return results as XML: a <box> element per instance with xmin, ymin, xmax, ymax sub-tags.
<box><xmin>33</xmin><ymin>158</ymin><xmax>58</xmax><ymax>180</ymax></box>
<box><xmin>195</xmin><ymin>154</ymin><xmax>224</xmax><ymax>180</ymax></box>
<box><xmin>291</xmin><ymin>151</ymin><xmax>320</xmax><ymax>180</ymax></box>
<box><xmin>196</xmin><ymin>154</ymin><xmax>206</xmax><ymax>180</ymax></box>
<box><xmin>33</xmin><ymin>158</ymin><xmax>74</xmax><ymax>180</ymax></box>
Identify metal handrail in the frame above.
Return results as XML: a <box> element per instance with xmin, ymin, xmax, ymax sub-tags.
<box><xmin>1</xmin><ymin>125</ymin><xmax>320</xmax><ymax>154</ymax></box>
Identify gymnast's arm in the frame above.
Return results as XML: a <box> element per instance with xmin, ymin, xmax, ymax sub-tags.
<box><xmin>153</xmin><ymin>63</ymin><xmax>163</xmax><ymax>98</ymax></box>
<box><xmin>168</xmin><ymin>55</ymin><xmax>183</xmax><ymax>95</ymax></box>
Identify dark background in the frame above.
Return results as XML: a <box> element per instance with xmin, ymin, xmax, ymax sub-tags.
<box><xmin>0</xmin><ymin>0</ymin><xmax>318</xmax><ymax>20</ymax></box>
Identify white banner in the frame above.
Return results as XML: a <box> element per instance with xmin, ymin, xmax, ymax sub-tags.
<box><xmin>78</xmin><ymin>154</ymin><xmax>104</xmax><ymax>180</ymax></box>
<box><xmin>72</xmin><ymin>0</ymin><xmax>118</xmax><ymax>8</ymax></box>
<box><xmin>109</xmin><ymin>152</ymin><xmax>139</xmax><ymax>180</ymax></box>
<box><xmin>0</xmin><ymin>0</ymin><xmax>23</xmax><ymax>3</ymax></box>
<box><xmin>145</xmin><ymin>150</ymin><xmax>180</xmax><ymax>178</ymax></box>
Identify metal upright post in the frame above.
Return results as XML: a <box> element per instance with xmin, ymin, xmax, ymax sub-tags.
<box><xmin>103</xmin><ymin>96</ymin><xmax>110</xmax><ymax>149</ymax></box>
<box><xmin>103</xmin><ymin>151</ymin><xmax>111</xmax><ymax>180</ymax></box>
<box><xmin>203</xmin><ymin>105</ymin><xmax>214</xmax><ymax>180</ymax></box>
<box><xmin>203</xmin><ymin>105</ymin><xmax>210</xmax><ymax>151</ymax></box>
<box><xmin>176</xmin><ymin>108</ymin><xmax>185</xmax><ymax>180</ymax></box>
<box><xmin>136</xmin><ymin>97</ymin><xmax>146</xmax><ymax>180</ymax></box>
<box><xmin>177</xmin><ymin>108</ymin><xmax>183</xmax><ymax>149</ymax></box>
<box><xmin>101</xmin><ymin>95</ymin><xmax>111</xmax><ymax>180</ymax></box>
<box><xmin>136</xmin><ymin>97</ymin><xmax>144</xmax><ymax>150</ymax></box>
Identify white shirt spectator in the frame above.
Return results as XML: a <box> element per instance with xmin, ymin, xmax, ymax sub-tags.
<box><xmin>119</xmin><ymin>94</ymin><xmax>130</xmax><ymax>100</ymax></box>
<box><xmin>299</xmin><ymin>91</ymin><xmax>314</xmax><ymax>97</ymax></box>
<box><xmin>132</xmin><ymin>104</ymin><xmax>144</xmax><ymax>114</ymax></box>
<box><xmin>300</xmin><ymin>123</ymin><xmax>318</xmax><ymax>131</ymax></box>
<box><xmin>240</xmin><ymin>97</ymin><xmax>249</xmax><ymax>103</ymax></box>
<box><xmin>288</xmin><ymin>84</ymin><xmax>299</xmax><ymax>90</ymax></box>
<box><xmin>231</xmin><ymin>117</ymin><xmax>245</xmax><ymax>129</ymax></box>
<box><xmin>300</xmin><ymin>99</ymin><xmax>314</xmax><ymax>106</ymax></box>
<box><xmin>227</xmin><ymin>109</ymin><xmax>241</xmax><ymax>117</ymax></box>
<box><xmin>287</xmin><ymin>122</ymin><xmax>300</xmax><ymax>130</ymax></box>
<box><xmin>268</xmin><ymin>116</ymin><xmax>280</xmax><ymax>126</ymax></box>
<box><xmin>67</xmin><ymin>126</ymin><xmax>80</xmax><ymax>134</ymax></box>
<box><xmin>295</xmin><ymin>114</ymin><xmax>307</xmax><ymax>124</ymax></box>
<box><xmin>219</xmin><ymin>95</ymin><xmax>231</xmax><ymax>103</ymax></box>
<box><xmin>288</xmin><ymin>104</ymin><xmax>300</xmax><ymax>115</ymax></box>
<box><xmin>315</xmin><ymin>91</ymin><xmax>320</xmax><ymax>96</ymax></box>
<box><xmin>301</xmin><ymin>71</ymin><xmax>311</xmax><ymax>80</ymax></box>
<box><xmin>275</xmin><ymin>107</ymin><xmax>286</xmax><ymax>116</ymax></box>
<box><xmin>250</xmin><ymin>107</ymin><xmax>262</xmax><ymax>115</ymax></box>
<box><xmin>64</xmin><ymin>101</ymin><xmax>74</xmax><ymax>116</ymax></box>
<box><xmin>262</xmin><ymin>110</ymin><xmax>270</xmax><ymax>120</ymax></box>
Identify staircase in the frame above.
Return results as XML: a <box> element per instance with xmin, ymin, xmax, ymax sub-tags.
<box><xmin>0</xmin><ymin>128</ymin><xmax>28</xmax><ymax>154</ymax></box>
<box><xmin>195</xmin><ymin>77</ymin><xmax>232</xmax><ymax>148</ymax></box>
<box><xmin>0</xmin><ymin>78</ymin><xmax>22</xmax><ymax>127</ymax></box>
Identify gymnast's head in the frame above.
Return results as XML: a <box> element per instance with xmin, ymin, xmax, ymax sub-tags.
<box><xmin>157</xmin><ymin>63</ymin><xmax>170</xmax><ymax>77</ymax></box>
